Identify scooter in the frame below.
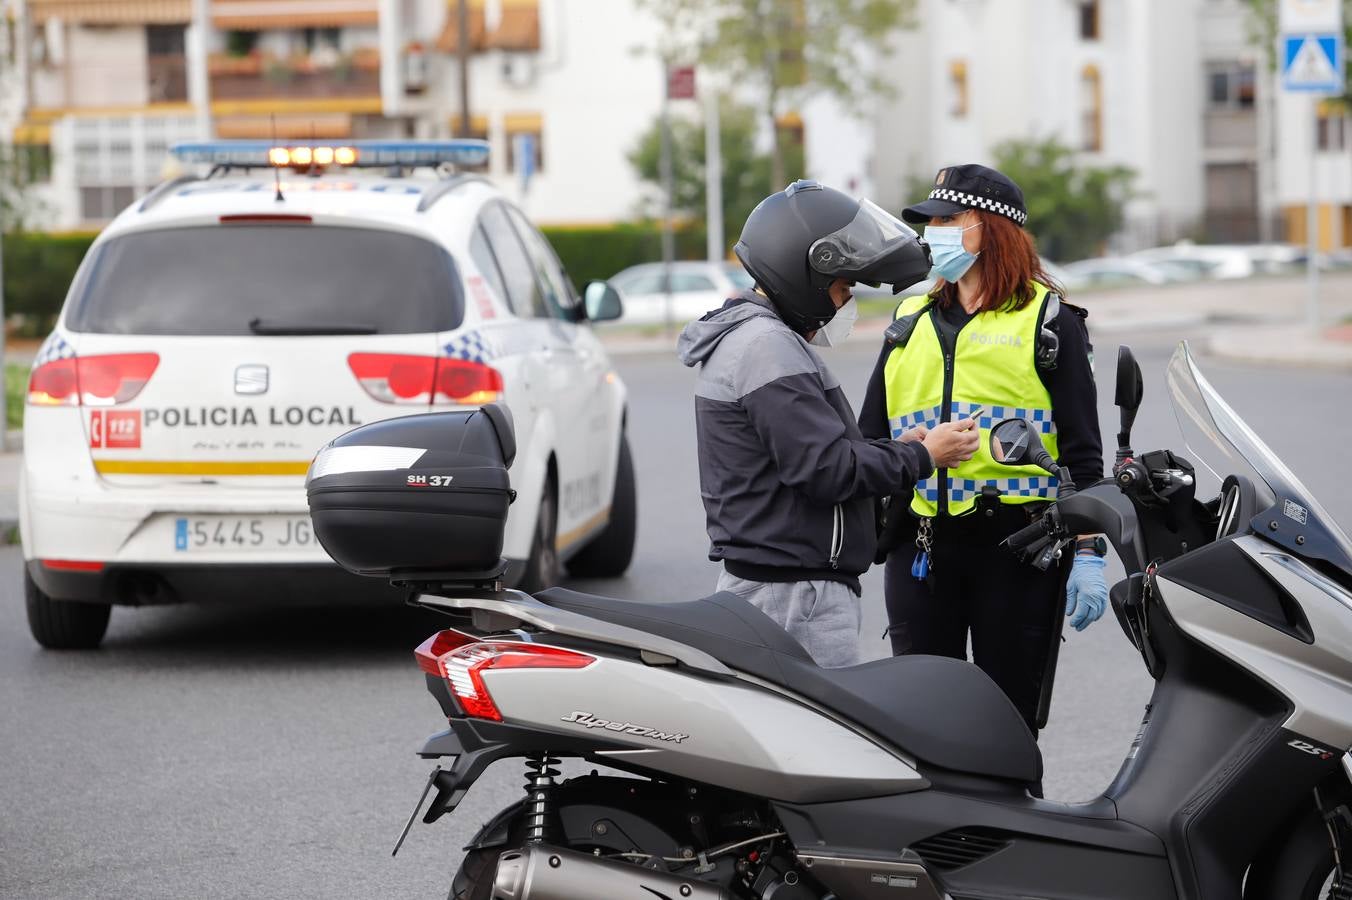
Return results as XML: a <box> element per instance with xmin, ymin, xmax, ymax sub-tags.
<box><xmin>307</xmin><ymin>341</ymin><xmax>1352</xmax><ymax>900</ymax></box>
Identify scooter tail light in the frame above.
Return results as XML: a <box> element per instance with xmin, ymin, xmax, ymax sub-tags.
<box><xmin>414</xmin><ymin>628</ymin><xmax>476</xmax><ymax>676</ymax></box>
<box><xmin>417</xmin><ymin>638</ymin><xmax>596</xmax><ymax>722</ymax></box>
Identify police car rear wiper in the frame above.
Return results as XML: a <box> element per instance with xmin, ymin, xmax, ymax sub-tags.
<box><xmin>247</xmin><ymin>318</ymin><xmax>378</xmax><ymax>336</ymax></box>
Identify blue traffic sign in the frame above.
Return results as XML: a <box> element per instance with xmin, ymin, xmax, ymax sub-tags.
<box><xmin>1282</xmin><ymin>32</ymin><xmax>1346</xmax><ymax>93</ymax></box>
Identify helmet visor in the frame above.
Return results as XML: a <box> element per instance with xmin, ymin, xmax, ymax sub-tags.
<box><xmin>808</xmin><ymin>200</ymin><xmax>921</xmax><ymax>285</ymax></box>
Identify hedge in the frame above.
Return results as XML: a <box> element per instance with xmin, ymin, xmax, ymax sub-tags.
<box><xmin>2</xmin><ymin>232</ymin><xmax>97</xmax><ymax>334</ymax></box>
<box><xmin>1</xmin><ymin>223</ymin><xmax>708</xmax><ymax>333</ymax></box>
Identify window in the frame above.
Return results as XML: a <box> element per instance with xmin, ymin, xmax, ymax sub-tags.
<box><xmin>478</xmin><ymin>203</ymin><xmax>546</xmax><ymax>318</ymax></box>
<box><xmin>505</xmin><ymin>113</ymin><xmax>544</xmax><ymax>173</ymax></box>
<box><xmin>147</xmin><ymin>25</ymin><xmax>188</xmax><ymax>102</ymax></box>
<box><xmin>1080</xmin><ymin>64</ymin><xmax>1103</xmax><ymax>152</ymax></box>
<box><xmin>66</xmin><ymin>226</ymin><xmax>463</xmax><ymax>335</ymax></box>
<box><xmin>1079</xmin><ymin>1</ymin><xmax>1100</xmax><ymax>41</ymax></box>
<box><xmin>301</xmin><ymin>27</ymin><xmax>342</xmax><ymax>53</ymax></box>
<box><xmin>1207</xmin><ymin>61</ymin><xmax>1256</xmax><ymax>110</ymax></box>
<box><xmin>1318</xmin><ymin>102</ymin><xmax>1348</xmax><ymax>152</ymax></box>
<box><xmin>470</xmin><ymin>225</ymin><xmax>510</xmax><ymax>309</ymax></box>
<box><xmin>506</xmin><ymin>205</ymin><xmax>577</xmax><ymax>317</ymax></box>
<box><xmin>949</xmin><ymin>61</ymin><xmax>968</xmax><ymax>118</ymax></box>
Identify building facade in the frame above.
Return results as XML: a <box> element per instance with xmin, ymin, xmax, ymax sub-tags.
<box><xmin>8</xmin><ymin>0</ymin><xmax>1349</xmax><ymax>253</ymax></box>
<box><xmin>6</xmin><ymin>0</ymin><xmax>866</xmax><ymax>231</ymax></box>
<box><xmin>870</xmin><ymin>0</ymin><xmax>1311</xmax><ymax>256</ymax></box>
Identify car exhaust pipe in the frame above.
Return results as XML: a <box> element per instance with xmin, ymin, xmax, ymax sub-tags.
<box><xmin>493</xmin><ymin>844</ymin><xmax>731</xmax><ymax>900</ymax></box>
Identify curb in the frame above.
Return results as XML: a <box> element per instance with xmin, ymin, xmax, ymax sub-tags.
<box><xmin>1207</xmin><ymin>331</ymin><xmax>1352</xmax><ymax>372</ymax></box>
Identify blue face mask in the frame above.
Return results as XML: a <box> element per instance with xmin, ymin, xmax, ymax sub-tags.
<box><xmin>924</xmin><ymin>222</ymin><xmax>981</xmax><ymax>282</ymax></box>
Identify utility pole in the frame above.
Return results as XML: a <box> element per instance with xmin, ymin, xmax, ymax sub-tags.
<box><xmin>704</xmin><ymin>90</ymin><xmax>723</xmax><ymax>262</ymax></box>
<box><xmin>659</xmin><ymin>65</ymin><xmax>676</xmax><ymax>336</ymax></box>
<box><xmin>457</xmin><ymin>0</ymin><xmax>471</xmax><ymax>135</ymax></box>
<box><xmin>189</xmin><ymin>0</ymin><xmax>211</xmax><ymax>140</ymax></box>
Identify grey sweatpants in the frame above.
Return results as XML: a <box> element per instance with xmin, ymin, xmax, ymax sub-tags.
<box><xmin>716</xmin><ymin>571</ymin><xmax>861</xmax><ymax>668</ymax></box>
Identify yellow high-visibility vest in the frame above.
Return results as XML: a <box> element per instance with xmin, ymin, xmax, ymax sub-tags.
<box><xmin>884</xmin><ymin>282</ymin><xmax>1059</xmax><ymax>517</ymax></box>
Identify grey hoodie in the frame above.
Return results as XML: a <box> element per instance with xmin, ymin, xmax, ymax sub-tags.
<box><xmin>677</xmin><ymin>291</ymin><xmax>933</xmax><ymax>594</ymax></box>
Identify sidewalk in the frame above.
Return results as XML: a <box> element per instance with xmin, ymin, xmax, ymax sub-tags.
<box><xmin>597</xmin><ymin>272</ymin><xmax>1352</xmax><ymax>370</ymax></box>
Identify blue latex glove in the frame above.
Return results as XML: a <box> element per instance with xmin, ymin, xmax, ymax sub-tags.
<box><xmin>1065</xmin><ymin>554</ymin><xmax>1108</xmax><ymax>632</ymax></box>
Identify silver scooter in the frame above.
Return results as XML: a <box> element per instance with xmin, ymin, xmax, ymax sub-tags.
<box><xmin>310</xmin><ymin>341</ymin><xmax>1352</xmax><ymax>900</ymax></box>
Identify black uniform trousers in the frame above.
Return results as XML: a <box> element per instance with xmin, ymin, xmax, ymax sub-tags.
<box><xmin>883</xmin><ymin>503</ymin><xmax>1068</xmax><ymax>736</ymax></box>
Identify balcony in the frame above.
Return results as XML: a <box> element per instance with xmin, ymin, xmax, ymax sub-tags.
<box><xmin>208</xmin><ymin>49</ymin><xmax>381</xmax><ymax>102</ymax></box>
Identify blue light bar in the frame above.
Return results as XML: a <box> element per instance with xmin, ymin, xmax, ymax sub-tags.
<box><xmin>170</xmin><ymin>139</ymin><xmax>491</xmax><ymax>169</ymax></box>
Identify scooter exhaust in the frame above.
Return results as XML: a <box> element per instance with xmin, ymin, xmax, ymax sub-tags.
<box><xmin>493</xmin><ymin>844</ymin><xmax>731</xmax><ymax>900</ymax></box>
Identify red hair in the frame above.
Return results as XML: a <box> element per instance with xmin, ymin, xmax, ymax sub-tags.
<box><xmin>931</xmin><ymin>211</ymin><xmax>1064</xmax><ymax>312</ymax></box>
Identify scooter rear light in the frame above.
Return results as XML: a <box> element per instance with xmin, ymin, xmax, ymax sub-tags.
<box><xmin>415</xmin><ymin>636</ymin><xmax>596</xmax><ymax>722</ymax></box>
<box><xmin>414</xmin><ymin>628</ymin><xmax>476</xmax><ymax>675</ymax></box>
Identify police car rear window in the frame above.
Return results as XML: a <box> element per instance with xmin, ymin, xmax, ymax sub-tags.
<box><xmin>66</xmin><ymin>225</ymin><xmax>464</xmax><ymax>336</ymax></box>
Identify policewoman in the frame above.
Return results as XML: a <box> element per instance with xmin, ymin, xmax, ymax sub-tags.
<box><xmin>858</xmin><ymin>164</ymin><xmax>1107</xmax><ymax>734</ymax></box>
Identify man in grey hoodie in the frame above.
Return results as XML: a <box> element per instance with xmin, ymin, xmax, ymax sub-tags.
<box><xmin>677</xmin><ymin>181</ymin><xmax>979</xmax><ymax>667</ymax></box>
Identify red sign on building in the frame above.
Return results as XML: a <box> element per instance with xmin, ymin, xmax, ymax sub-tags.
<box><xmin>667</xmin><ymin>66</ymin><xmax>697</xmax><ymax>100</ymax></box>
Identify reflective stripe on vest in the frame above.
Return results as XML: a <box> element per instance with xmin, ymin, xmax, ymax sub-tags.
<box><xmin>884</xmin><ymin>283</ymin><xmax>1059</xmax><ymax>517</ymax></box>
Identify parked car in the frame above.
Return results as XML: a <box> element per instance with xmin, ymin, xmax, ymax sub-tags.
<box><xmin>1060</xmin><ymin>257</ymin><xmax>1194</xmax><ymax>292</ymax></box>
<box><xmin>1128</xmin><ymin>242</ymin><xmax>1306</xmax><ymax>280</ymax></box>
<box><xmin>20</xmin><ymin>140</ymin><xmax>636</xmax><ymax>649</ymax></box>
<box><xmin>607</xmin><ymin>261</ymin><xmax>754</xmax><ymax>326</ymax></box>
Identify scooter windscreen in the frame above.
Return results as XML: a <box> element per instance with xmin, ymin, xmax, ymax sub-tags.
<box><xmin>1167</xmin><ymin>340</ymin><xmax>1352</xmax><ymax>578</ymax></box>
<box><xmin>808</xmin><ymin>199</ymin><xmax>932</xmax><ymax>293</ymax></box>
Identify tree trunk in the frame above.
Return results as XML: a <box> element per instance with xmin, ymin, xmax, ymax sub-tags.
<box><xmin>768</xmin><ymin>107</ymin><xmax>785</xmax><ymax>190</ymax></box>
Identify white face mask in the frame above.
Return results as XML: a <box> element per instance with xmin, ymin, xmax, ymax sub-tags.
<box><xmin>810</xmin><ymin>299</ymin><xmax>858</xmax><ymax>348</ymax></box>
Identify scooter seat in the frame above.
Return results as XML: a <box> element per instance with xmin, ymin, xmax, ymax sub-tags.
<box><xmin>535</xmin><ymin>588</ymin><xmax>1041</xmax><ymax>785</ymax></box>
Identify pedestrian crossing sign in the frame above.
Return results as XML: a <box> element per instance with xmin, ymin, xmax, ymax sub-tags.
<box><xmin>1282</xmin><ymin>32</ymin><xmax>1345</xmax><ymax>93</ymax></box>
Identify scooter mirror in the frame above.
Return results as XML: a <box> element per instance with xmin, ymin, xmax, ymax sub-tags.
<box><xmin>1115</xmin><ymin>346</ymin><xmax>1144</xmax><ymax>462</ymax></box>
<box><xmin>991</xmin><ymin>418</ymin><xmax>1032</xmax><ymax>465</ymax></box>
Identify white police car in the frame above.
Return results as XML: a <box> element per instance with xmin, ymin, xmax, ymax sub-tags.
<box><xmin>20</xmin><ymin>140</ymin><xmax>635</xmax><ymax>648</ymax></box>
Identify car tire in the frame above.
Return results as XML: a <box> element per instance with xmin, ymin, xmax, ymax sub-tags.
<box><xmin>565</xmin><ymin>434</ymin><xmax>637</xmax><ymax>579</ymax></box>
<box><xmin>25</xmin><ymin>570</ymin><xmax>111</xmax><ymax>650</ymax></box>
<box><xmin>516</xmin><ymin>471</ymin><xmax>560</xmax><ymax>595</ymax></box>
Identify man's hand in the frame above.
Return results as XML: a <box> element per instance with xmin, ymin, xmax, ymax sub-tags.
<box><xmin>922</xmin><ymin>420</ymin><xmax>980</xmax><ymax>469</ymax></box>
<box><xmin>898</xmin><ymin>424</ymin><xmax>929</xmax><ymax>444</ymax></box>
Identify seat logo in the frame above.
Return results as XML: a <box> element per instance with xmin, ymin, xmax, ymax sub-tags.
<box><xmin>235</xmin><ymin>365</ymin><xmax>269</xmax><ymax>396</ymax></box>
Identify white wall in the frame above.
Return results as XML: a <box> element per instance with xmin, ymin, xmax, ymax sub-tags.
<box><xmin>68</xmin><ymin>26</ymin><xmax>150</xmax><ymax>108</ymax></box>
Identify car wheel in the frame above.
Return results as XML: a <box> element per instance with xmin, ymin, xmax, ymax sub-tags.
<box><xmin>25</xmin><ymin>569</ymin><xmax>111</xmax><ymax>650</ymax></box>
<box><xmin>565</xmin><ymin>434</ymin><xmax>637</xmax><ymax>578</ymax></box>
<box><xmin>516</xmin><ymin>471</ymin><xmax>560</xmax><ymax>594</ymax></box>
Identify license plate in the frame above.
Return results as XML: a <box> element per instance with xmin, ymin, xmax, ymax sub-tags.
<box><xmin>173</xmin><ymin>516</ymin><xmax>316</xmax><ymax>552</ymax></box>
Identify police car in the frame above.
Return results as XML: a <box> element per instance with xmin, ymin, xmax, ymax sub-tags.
<box><xmin>20</xmin><ymin>140</ymin><xmax>635</xmax><ymax>649</ymax></box>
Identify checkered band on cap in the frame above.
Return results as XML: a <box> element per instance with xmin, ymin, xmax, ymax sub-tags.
<box><xmin>929</xmin><ymin>188</ymin><xmax>1027</xmax><ymax>226</ymax></box>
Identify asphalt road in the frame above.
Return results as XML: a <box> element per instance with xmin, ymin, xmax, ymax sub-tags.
<box><xmin>4</xmin><ymin>326</ymin><xmax>1352</xmax><ymax>899</ymax></box>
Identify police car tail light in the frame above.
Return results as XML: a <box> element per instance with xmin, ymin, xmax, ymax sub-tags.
<box><xmin>434</xmin><ymin>358</ymin><xmax>502</xmax><ymax>405</ymax></box>
<box><xmin>414</xmin><ymin>632</ymin><xmax>595</xmax><ymax>722</ymax></box>
<box><xmin>348</xmin><ymin>353</ymin><xmax>437</xmax><ymax>404</ymax></box>
<box><xmin>28</xmin><ymin>353</ymin><xmax>159</xmax><ymax>407</ymax></box>
<box><xmin>348</xmin><ymin>353</ymin><xmax>502</xmax><ymax>406</ymax></box>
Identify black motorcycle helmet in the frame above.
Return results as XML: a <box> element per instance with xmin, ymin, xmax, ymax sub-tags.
<box><xmin>734</xmin><ymin>180</ymin><xmax>932</xmax><ymax>334</ymax></box>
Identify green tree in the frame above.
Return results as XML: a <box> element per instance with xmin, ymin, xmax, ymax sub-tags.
<box><xmin>0</xmin><ymin>145</ymin><xmax>47</xmax><ymax>232</ymax></box>
<box><xmin>1246</xmin><ymin>0</ymin><xmax>1352</xmax><ymax>100</ymax></box>
<box><xmin>991</xmin><ymin>136</ymin><xmax>1136</xmax><ymax>263</ymax></box>
<box><xmin>629</xmin><ymin>100</ymin><xmax>804</xmax><ymax>247</ymax></box>
<box><xmin>640</xmin><ymin>0</ymin><xmax>915</xmax><ymax>189</ymax></box>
